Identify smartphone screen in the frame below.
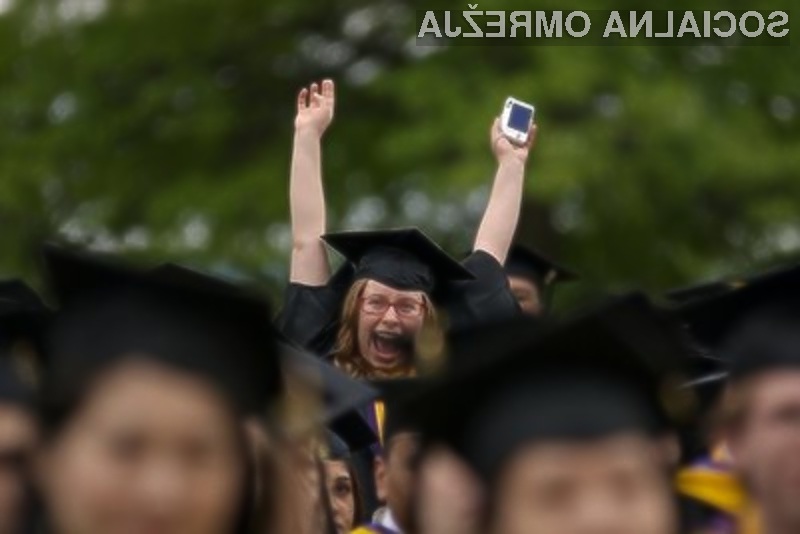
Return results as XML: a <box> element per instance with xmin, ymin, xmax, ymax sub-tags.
<box><xmin>508</xmin><ymin>104</ymin><xmax>533</xmax><ymax>133</ymax></box>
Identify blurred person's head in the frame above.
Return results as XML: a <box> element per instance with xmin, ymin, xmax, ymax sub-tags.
<box><xmin>325</xmin><ymin>229</ymin><xmax>469</xmax><ymax>379</ymax></box>
<box><xmin>504</xmin><ymin>245</ymin><xmax>577</xmax><ymax>317</ymax></box>
<box><xmin>0</xmin><ymin>362</ymin><xmax>38</xmax><ymax>534</ymax></box>
<box><xmin>506</xmin><ymin>274</ymin><xmax>543</xmax><ymax>316</ymax></box>
<box><xmin>468</xmin><ymin>380</ymin><xmax>678</xmax><ymax>534</ymax></box>
<box><xmin>415</xmin><ymin>446</ymin><xmax>484</xmax><ymax>534</ymax></box>
<box><xmin>406</xmin><ymin>296</ymin><xmax>692</xmax><ymax>534</ymax></box>
<box><xmin>488</xmin><ymin>432</ymin><xmax>675</xmax><ymax>534</ymax></box>
<box><xmin>372</xmin><ymin>379</ymin><xmax>423</xmax><ymax>532</ymax></box>
<box><xmin>262</xmin><ymin>432</ymin><xmax>331</xmax><ymax>534</ymax></box>
<box><xmin>0</xmin><ymin>279</ymin><xmax>49</xmax><ymax>534</ymax></box>
<box><xmin>277</xmin><ymin>343</ymin><xmax>378</xmax><ymax>534</ymax></box>
<box><xmin>38</xmin><ymin>358</ymin><xmax>252</xmax><ymax>534</ymax></box>
<box><xmin>35</xmin><ymin>246</ymin><xmax>283</xmax><ymax>534</ymax></box>
<box><xmin>375</xmin><ymin>431</ymin><xmax>420</xmax><ymax>532</ymax></box>
<box><xmin>720</xmin><ymin>307</ymin><xmax>800</xmax><ymax>534</ymax></box>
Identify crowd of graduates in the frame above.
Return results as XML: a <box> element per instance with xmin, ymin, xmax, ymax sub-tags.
<box><xmin>1</xmin><ymin>79</ymin><xmax>799</xmax><ymax>534</ymax></box>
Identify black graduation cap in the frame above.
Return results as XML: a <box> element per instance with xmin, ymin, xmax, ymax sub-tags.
<box><xmin>153</xmin><ymin>261</ymin><xmax>379</xmax><ymax>446</ymax></box>
<box><xmin>0</xmin><ymin>280</ymin><xmax>48</xmax><ymax>316</ymax></box>
<box><xmin>677</xmin><ymin>262</ymin><xmax>800</xmax><ymax>351</ymax></box>
<box><xmin>151</xmin><ymin>262</ymin><xmax>244</xmax><ymax>294</ymax></box>
<box><xmin>721</xmin><ymin>304</ymin><xmax>800</xmax><ymax>380</ymax></box>
<box><xmin>0</xmin><ymin>358</ymin><xmax>35</xmax><ymax>408</ymax></box>
<box><xmin>0</xmin><ymin>279</ymin><xmax>51</xmax><ymax>347</ymax></box>
<box><xmin>505</xmin><ymin>244</ymin><xmax>578</xmax><ymax>289</ymax></box>
<box><xmin>41</xmin><ymin>244</ymin><xmax>283</xmax><ymax>417</ymax></box>
<box><xmin>322</xmin><ymin>228</ymin><xmax>473</xmax><ymax>295</ymax></box>
<box><xmin>329</xmin><ymin>411</ymin><xmax>378</xmax><ymax>453</ymax></box>
<box><xmin>324</xmin><ymin>430</ymin><xmax>352</xmax><ymax>459</ymax></box>
<box><xmin>406</xmin><ymin>293</ymin><xmax>696</xmax><ymax>483</ymax></box>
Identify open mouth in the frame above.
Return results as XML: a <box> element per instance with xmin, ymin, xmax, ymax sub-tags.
<box><xmin>370</xmin><ymin>331</ymin><xmax>412</xmax><ymax>365</ymax></box>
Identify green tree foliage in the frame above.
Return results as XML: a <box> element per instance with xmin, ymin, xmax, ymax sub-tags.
<box><xmin>0</xmin><ymin>0</ymin><xmax>798</xmax><ymax>310</ymax></box>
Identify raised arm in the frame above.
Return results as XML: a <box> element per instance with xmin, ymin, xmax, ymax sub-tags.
<box><xmin>290</xmin><ymin>80</ymin><xmax>335</xmax><ymax>285</ymax></box>
<box><xmin>472</xmin><ymin>118</ymin><xmax>537</xmax><ymax>264</ymax></box>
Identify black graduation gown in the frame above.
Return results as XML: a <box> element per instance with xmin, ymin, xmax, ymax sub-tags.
<box><xmin>275</xmin><ymin>263</ymin><xmax>355</xmax><ymax>355</ymax></box>
<box><xmin>440</xmin><ymin>250</ymin><xmax>521</xmax><ymax>332</ymax></box>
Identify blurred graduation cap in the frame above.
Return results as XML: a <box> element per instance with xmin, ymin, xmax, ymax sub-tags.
<box><xmin>717</xmin><ymin>298</ymin><xmax>800</xmax><ymax>381</ymax></box>
<box><xmin>0</xmin><ymin>280</ymin><xmax>48</xmax><ymax>316</ymax></box>
<box><xmin>505</xmin><ymin>244</ymin><xmax>578</xmax><ymax>289</ymax></box>
<box><xmin>151</xmin><ymin>262</ymin><xmax>380</xmax><ymax>448</ymax></box>
<box><xmin>324</xmin><ymin>430</ymin><xmax>352</xmax><ymax>460</ymax></box>
<box><xmin>406</xmin><ymin>293</ymin><xmax>696</xmax><ymax>482</ymax></box>
<box><xmin>0</xmin><ymin>279</ymin><xmax>51</xmax><ymax>348</ymax></box>
<box><xmin>677</xmin><ymin>262</ymin><xmax>800</xmax><ymax>351</ymax></box>
<box><xmin>322</xmin><ymin>228</ymin><xmax>473</xmax><ymax>295</ymax></box>
<box><xmin>665</xmin><ymin>278</ymin><xmax>746</xmax><ymax>305</ymax></box>
<box><xmin>42</xmin><ymin>244</ymin><xmax>283</xmax><ymax>417</ymax></box>
<box><xmin>151</xmin><ymin>262</ymin><xmax>245</xmax><ymax>294</ymax></box>
<box><xmin>0</xmin><ymin>357</ymin><xmax>35</xmax><ymax>409</ymax></box>
<box><xmin>282</xmin><ymin>343</ymin><xmax>378</xmax><ymax>448</ymax></box>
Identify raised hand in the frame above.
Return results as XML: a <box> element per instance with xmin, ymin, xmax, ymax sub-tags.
<box><xmin>294</xmin><ymin>79</ymin><xmax>335</xmax><ymax>137</ymax></box>
<box><xmin>491</xmin><ymin>117</ymin><xmax>537</xmax><ymax>165</ymax></box>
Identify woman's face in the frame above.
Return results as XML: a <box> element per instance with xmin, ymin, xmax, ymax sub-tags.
<box><xmin>357</xmin><ymin>280</ymin><xmax>427</xmax><ymax>372</ymax></box>
<box><xmin>38</xmin><ymin>359</ymin><xmax>246</xmax><ymax>534</ymax></box>
<box><xmin>507</xmin><ymin>276</ymin><xmax>543</xmax><ymax>317</ymax></box>
<box><xmin>324</xmin><ymin>459</ymin><xmax>356</xmax><ymax>534</ymax></box>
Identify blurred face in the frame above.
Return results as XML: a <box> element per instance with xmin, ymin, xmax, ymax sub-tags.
<box><xmin>39</xmin><ymin>360</ymin><xmax>246</xmax><ymax>534</ymax></box>
<box><xmin>285</xmin><ymin>439</ymin><xmax>326</xmax><ymax>534</ymax></box>
<box><xmin>357</xmin><ymin>280</ymin><xmax>427</xmax><ymax>372</ymax></box>
<box><xmin>417</xmin><ymin>447</ymin><xmax>484</xmax><ymax>534</ymax></box>
<box><xmin>325</xmin><ymin>460</ymin><xmax>356</xmax><ymax>534</ymax></box>
<box><xmin>269</xmin><ymin>436</ymin><xmax>327</xmax><ymax>534</ymax></box>
<box><xmin>0</xmin><ymin>404</ymin><xmax>37</xmax><ymax>534</ymax></box>
<box><xmin>507</xmin><ymin>276</ymin><xmax>542</xmax><ymax>317</ymax></box>
<box><xmin>729</xmin><ymin>371</ymin><xmax>800</xmax><ymax>529</ymax></box>
<box><xmin>490</xmin><ymin>434</ymin><xmax>676</xmax><ymax>534</ymax></box>
<box><xmin>375</xmin><ymin>432</ymin><xmax>420</xmax><ymax>531</ymax></box>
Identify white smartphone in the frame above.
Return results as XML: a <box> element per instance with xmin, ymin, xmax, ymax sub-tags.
<box><xmin>500</xmin><ymin>97</ymin><xmax>535</xmax><ymax>146</ymax></box>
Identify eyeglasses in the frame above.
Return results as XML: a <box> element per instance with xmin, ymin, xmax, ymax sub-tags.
<box><xmin>360</xmin><ymin>295</ymin><xmax>426</xmax><ymax>318</ymax></box>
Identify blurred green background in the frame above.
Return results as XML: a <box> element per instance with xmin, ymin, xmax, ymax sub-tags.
<box><xmin>0</xmin><ymin>0</ymin><xmax>798</xmax><ymax>310</ymax></box>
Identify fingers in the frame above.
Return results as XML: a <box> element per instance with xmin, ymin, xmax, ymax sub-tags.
<box><xmin>298</xmin><ymin>80</ymin><xmax>335</xmax><ymax>111</ymax></box>
<box><xmin>321</xmin><ymin>79</ymin><xmax>334</xmax><ymax>99</ymax></box>
<box><xmin>525</xmin><ymin>122</ymin><xmax>538</xmax><ymax>150</ymax></box>
<box><xmin>491</xmin><ymin>116</ymin><xmax>505</xmax><ymax>152</ymax></box>
<box><xmin>490</xmin><ymin>117</ymin><xmax>501</xmax><ymax>146</ymax></box>
<box><xmin>297</xmin><ymin>87</ymin><xmax>308</xmax><ymax>111</ymax></box>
